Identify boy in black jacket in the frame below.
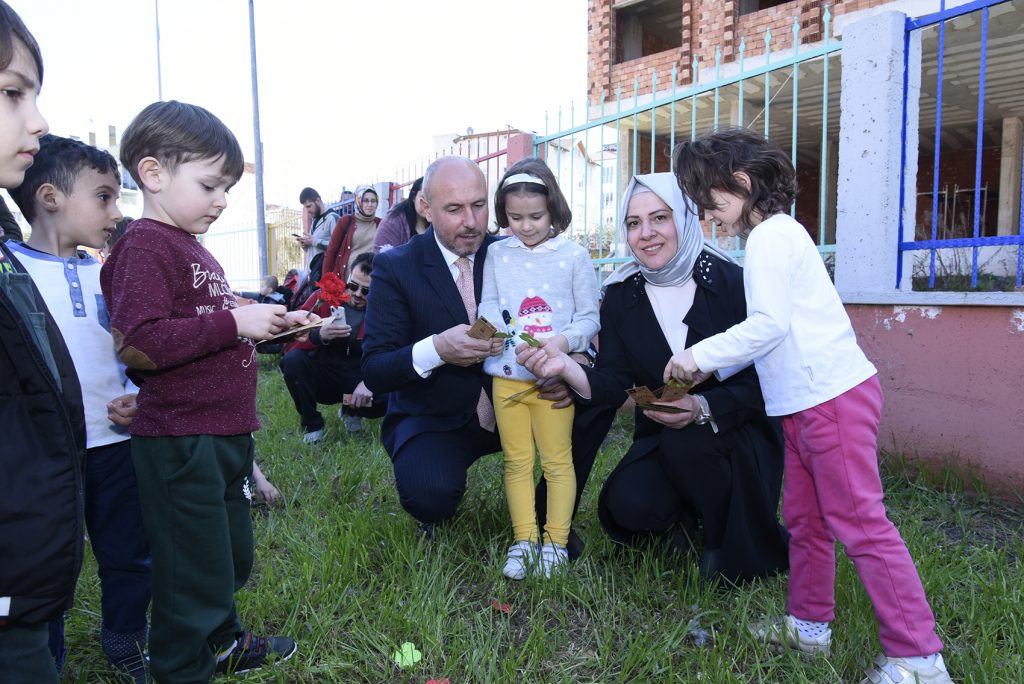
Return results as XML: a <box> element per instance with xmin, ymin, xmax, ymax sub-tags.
<box><xmin>0</xmin><ymin>4</ymin><xmax>87</xmax><ymax>683</ymax></box>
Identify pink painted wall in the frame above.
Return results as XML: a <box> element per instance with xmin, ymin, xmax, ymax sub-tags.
<box><xmin>847</xmin><ymin>304</ymin><xmax>1024</xmax><ymax>496</ymax></box>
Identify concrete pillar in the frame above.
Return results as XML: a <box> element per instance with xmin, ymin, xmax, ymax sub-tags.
<box><xmin>997</xmin><ymin>117</ymin><xmax>1022</xmax><ymax>237</ymax></box>
<box><xmin>506</xmin><ymin>133</ymin><xmax>535</xmax><ymax>166</ymax></box>
<box><xmin>835</xmin><ymin>11</ymin><xmax>915</xmax><ymax>296</ymax></box>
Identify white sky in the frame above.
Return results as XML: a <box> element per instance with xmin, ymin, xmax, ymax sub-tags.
<box><xmin>15</xmin><ymin>0</ymin><xmax>588</xmax><ymax>206</ymax></box>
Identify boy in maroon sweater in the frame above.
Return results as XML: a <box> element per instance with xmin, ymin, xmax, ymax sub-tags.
<box><xmin>101</xmin><ymin>101</ymin><xmax>308</xmax><ymax>683</ymax></box>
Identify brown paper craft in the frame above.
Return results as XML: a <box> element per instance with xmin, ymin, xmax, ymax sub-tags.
<box><xmin>467</xmin><ymin>316</ymin><xmax>498</xmax><ymax>340</ymax></box>
<box><xmin>626</xmin><ymin>381</ymin><xmax>693</xmax><ymax>414</ymax></box>
<box><xmin>257</xmin><ymin>314</ymin><xmax>336</xmax><ymax>343</ymax></box>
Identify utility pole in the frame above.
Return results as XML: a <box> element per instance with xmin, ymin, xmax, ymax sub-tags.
<box><xmin>248</xmin><ymin>0</ymin><xmax>269</xmax><ymax>278</ymax></box>
<box><xmin>155</xmin><ymin>0</ymin><xmax>163</xmax><ymax>100</ymax></box>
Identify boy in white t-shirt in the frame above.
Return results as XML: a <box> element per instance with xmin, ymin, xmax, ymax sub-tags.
<box><xmin>9</xmin><ymin>134</ymin><xmax>151</xmax><ymax>683</ymax></box>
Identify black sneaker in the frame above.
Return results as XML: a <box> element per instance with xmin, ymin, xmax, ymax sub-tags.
<box><xmin>108</xmin><ymin>651</ymin><xmax>152</xmax><ymax>684</ymax></box>
<box><xmin>214</xmin><ymin>630</ymin><xmax>297</xmax><ymax>675</ymax></box>
<box><xmin>417</xmin><ymin>521</ymin><xmax>437</xmax><ymax>542</ymax></box>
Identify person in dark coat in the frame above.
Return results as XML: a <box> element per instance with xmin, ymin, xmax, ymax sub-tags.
<box><xmin>518</xmin><ymin>172</ymin><xmax>788</xmax><ymax>583</ymax></box>
<box><xmin>0</xmin><ymin>6</ymin><xmax>87</xmax><ymax>682</ymax></box>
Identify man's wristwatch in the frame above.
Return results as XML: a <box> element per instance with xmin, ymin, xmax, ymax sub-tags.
<box><xmin>693</xmin><ymin>394</ymin><xmax>714</xmax><ymax>425</ymax></box>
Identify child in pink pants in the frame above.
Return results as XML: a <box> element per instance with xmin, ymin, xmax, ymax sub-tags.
<box><xmin>667</xmin><ymin>128</ymin><xmax>953</xmax><ymax>684</ymax></box>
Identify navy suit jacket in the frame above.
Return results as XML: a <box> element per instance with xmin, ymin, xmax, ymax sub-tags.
<box><xmin>361</xmin><ymin>228</ymin><xmax>498</xmax><ymax>456</ymax></box>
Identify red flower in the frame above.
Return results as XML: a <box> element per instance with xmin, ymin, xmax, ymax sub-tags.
<box><xmin>315</xmin><ymin>272</ymin><xmax>350</xmax><ymax>310</ymax></box>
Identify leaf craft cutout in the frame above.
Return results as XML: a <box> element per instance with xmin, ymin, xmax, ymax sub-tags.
<box><xmin>626</xmin><ymin>383</ymin><xmax>692</xmax><ymax>413</ymax></box>
<box><xmin>393</xmin><ymin>641</ymin><xmax>422</xmax><ymax>668</ymax></box>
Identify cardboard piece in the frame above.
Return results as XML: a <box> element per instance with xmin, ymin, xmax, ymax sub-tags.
<box><xmin>467</xmin><ymin>316</ymin><xmax>498</xmax><ymax>340</ymax></box>
<box><xmin>626</xmin><ymin>382</ymin><xmax>693</xmax><ymax>414</ymax></box>
<box><xmin>257</xmin><ymin>314</ymin><xmax>336</xmax><ymax>343</ymax></box>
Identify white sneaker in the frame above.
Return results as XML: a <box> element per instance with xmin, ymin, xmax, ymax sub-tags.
<box><xmin>502</xmin><ymin>541</ymin><xmax>538</xmax><ymax>580</ymax></box>
<box><xmin>341</xmin><ymin>414</ymin><xmax>363</xmax><ymax>433</ymax></box>
<box><xmin>748</xmin><ymin>614</ymin><xmax>832</xmax><ymax>656</ymax></box>
<box><xmin>861</xmin><ymin>653</ymin><xmax>954</xmax><ymax>684</ymax></box>
<box><xmin>302</xmin><ymin>428</ymin><xmax>325</xmax><ymax>445</ymax></box>
<box><xmin>538</xmin><ymin>543</ymin><xmax>568</xmax><ymax>578</ymax></box>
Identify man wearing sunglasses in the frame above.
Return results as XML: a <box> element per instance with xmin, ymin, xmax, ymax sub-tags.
<box><xmin>279</xmin><ymin>252</ymin><xmax>386</xmax><ymax>444</ymax></box>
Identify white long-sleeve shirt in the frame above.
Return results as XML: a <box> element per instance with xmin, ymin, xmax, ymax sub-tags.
<box><xmin>9</xmin><ymin>242</ymin><xmax>132</xmax><ymax>447</ymax></box>
<box><xmin>690</xmin><ymin>213</ymin><xmax>875</xmax><ymax>416</ymax></box>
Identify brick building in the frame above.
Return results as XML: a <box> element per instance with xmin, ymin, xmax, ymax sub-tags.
<box><xmin>588</xmin><ymin>0</ymin><xmax>893</xmax><ymax>103</ymax></box>
<box><xmin>572</xmin><ymin>0</ymin><xmax>1024</xmax><ymax>494</ymax></box>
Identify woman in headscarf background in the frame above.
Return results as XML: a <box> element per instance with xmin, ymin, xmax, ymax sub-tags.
<box><xmin>323</xmin><ymin>185</ymin><xmax>381</xmax><ymax>281</ymax></box>
<box><xmin>373</xmin><ymin>177</ymin><xmax>427</xmax><ymax>254</ymax></box>
<box><xmin>517</xmin><ymin>172</ymin><xmax>788</xmax><ymax>583</ymax></box>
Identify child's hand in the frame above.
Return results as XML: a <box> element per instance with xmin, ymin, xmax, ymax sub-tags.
<box><xmin>230</xmin><ymin>303</ymin><xmax>287</xmax><ymax>340</ymax></box>
<box><xmin>547</xmin><ymin>334</ymin><xmax>570</xmax><ymax>354</ymax></box>
<box><xmin>106</xmin><ymin>393</ymin><xmax>138</xmax><ymax>426</ymax></box>
<box><xmin>285</xmin><ymin>310</ymin><xmax>317</xmax><ymax>326</ymax></box>
<box><xmin>283</xmin><ymin>310</ymin><xmax>319</xmax><ymax>342</ymax></box>
<box><xmin>516</xmin><ymin>342</ymin><xmax>568</xmax><ymax>379</ymax></box>
<box><xmin>663</xmin><ymin>348</ymin><xmax>702</xmax><ymax>385</ymax></box>
<box><xmin>252</xmin><ymin>462</ymin><xmax>282</xmax><ymax>505</ymax></box>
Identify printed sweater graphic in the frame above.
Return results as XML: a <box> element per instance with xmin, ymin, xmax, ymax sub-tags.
<box><xmin>100</xmin><ymin>218</ymin><xmax>259</xmax><ymax>436</ymax></box>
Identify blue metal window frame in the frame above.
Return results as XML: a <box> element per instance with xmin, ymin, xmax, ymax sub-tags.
<box><xmin>898</xmin><ymin>0</ymin><xmax>1024</xmax><ymax>289</ymax></box>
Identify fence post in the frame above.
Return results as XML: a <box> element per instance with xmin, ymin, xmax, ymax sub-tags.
<box><xmin>506</xmin><ymin>133</ymin><xmax>535</xmax><ymax>166</ymax></box>
<box><xmin>835</xmin><ymin>11</ymin><xmax>911</xmax><ymax>297</ymax></box>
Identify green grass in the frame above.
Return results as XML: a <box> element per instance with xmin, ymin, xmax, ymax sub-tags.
<box><xmin>61</xmin><ymin>361</ymin><xmax>1024</xmax><ymax>683</ymax></box>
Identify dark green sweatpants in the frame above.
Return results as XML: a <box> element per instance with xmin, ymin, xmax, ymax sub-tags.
<box><xmin>132</xmin><ymin>434</ymin><xmax>254</xmax><ymax>684</ymax></box>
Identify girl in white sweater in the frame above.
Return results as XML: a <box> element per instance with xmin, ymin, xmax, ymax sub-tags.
<box><xmin>479</xmin><ymin>158</ymin><xmax>600</xmax><ymax>580</ymax></box>
<box><xmin>668</xmin><ymin>129</ymin><xmax>952</xmax><ymax>684</ymax></box>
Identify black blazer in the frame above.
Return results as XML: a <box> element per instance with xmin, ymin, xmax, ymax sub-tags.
<box><xmin>590</xmin><ymin>251</ymin><xmax>788</xmax><ymax>582</ymax></box>
<box><xmin>361</xmin><ymin>228</ymin><xmax>497</xmax><ymax>456</ymax></box>
<box><xmin>587</xmin><ymin>250</ymin><xmax>767</xmax><ymax>436</ymax></box>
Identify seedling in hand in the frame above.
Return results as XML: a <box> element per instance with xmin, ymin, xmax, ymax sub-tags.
<box><xmin>519</xmin><ymin>332</ymin><xmax>541</xmax><ymax>347</ymax></box>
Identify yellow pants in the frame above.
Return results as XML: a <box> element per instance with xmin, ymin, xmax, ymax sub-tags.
<box><xmin>493</xmin><ymin>377</ymin><xmax>576</xmax><ymax>546</ymax></box>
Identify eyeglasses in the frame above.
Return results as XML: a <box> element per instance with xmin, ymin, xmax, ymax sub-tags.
<box><xmin>346</xmin><ymin>281</ymin><xmax>370</xmax><ymax>296</ymax></box>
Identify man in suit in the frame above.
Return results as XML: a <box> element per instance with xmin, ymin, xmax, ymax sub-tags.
<box><xmin>362</xmin><ymin>156</ymin><xmax>614</xmax><ymax>555</ymax></box>
<box><xmin>361</xmin><ymin>157</ymin><xmax>502</xmax><ymax>528</ymax></box>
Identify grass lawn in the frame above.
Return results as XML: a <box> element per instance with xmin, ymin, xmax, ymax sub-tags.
<box><xmin>61</xmin><ymin>361</ymin><xmax>1024</xmax><ymax>683</ymax></box>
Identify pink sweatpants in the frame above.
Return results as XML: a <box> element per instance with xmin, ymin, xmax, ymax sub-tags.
<box><xmin>781</xmin><ymin>375</ymin><xmax>943</xmax><ymax>657</ymax></box>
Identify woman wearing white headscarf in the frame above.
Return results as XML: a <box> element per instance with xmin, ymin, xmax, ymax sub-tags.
<box><xmin>323</xmin><ymin>185</ymin><xmax>381</xmax><ymax>281</ymax></box>
<box><xmin>518</xmin><ymin>172</ymin><xmax>787</xmax><ymax>583</ymax></box>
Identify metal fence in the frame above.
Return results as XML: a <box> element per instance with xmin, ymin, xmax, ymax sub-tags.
<box><xmin>535</xmin><ymin>10</ymin><xmax>842</xmax><ymax>284</ymax></box>
<box><xmin>899</xmin><ymin>0</ymin><xmax>1024</xmax><ymax>290</ymax></box>
<box><xmin>391</xmin><ymin>133</ymin><xmax>511</xmax><ymax>231</ymax></box>
<box><xmin>266</xmin><ymin>207</ymin><xmax>305</xmax><ymax>279</ymax></box>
